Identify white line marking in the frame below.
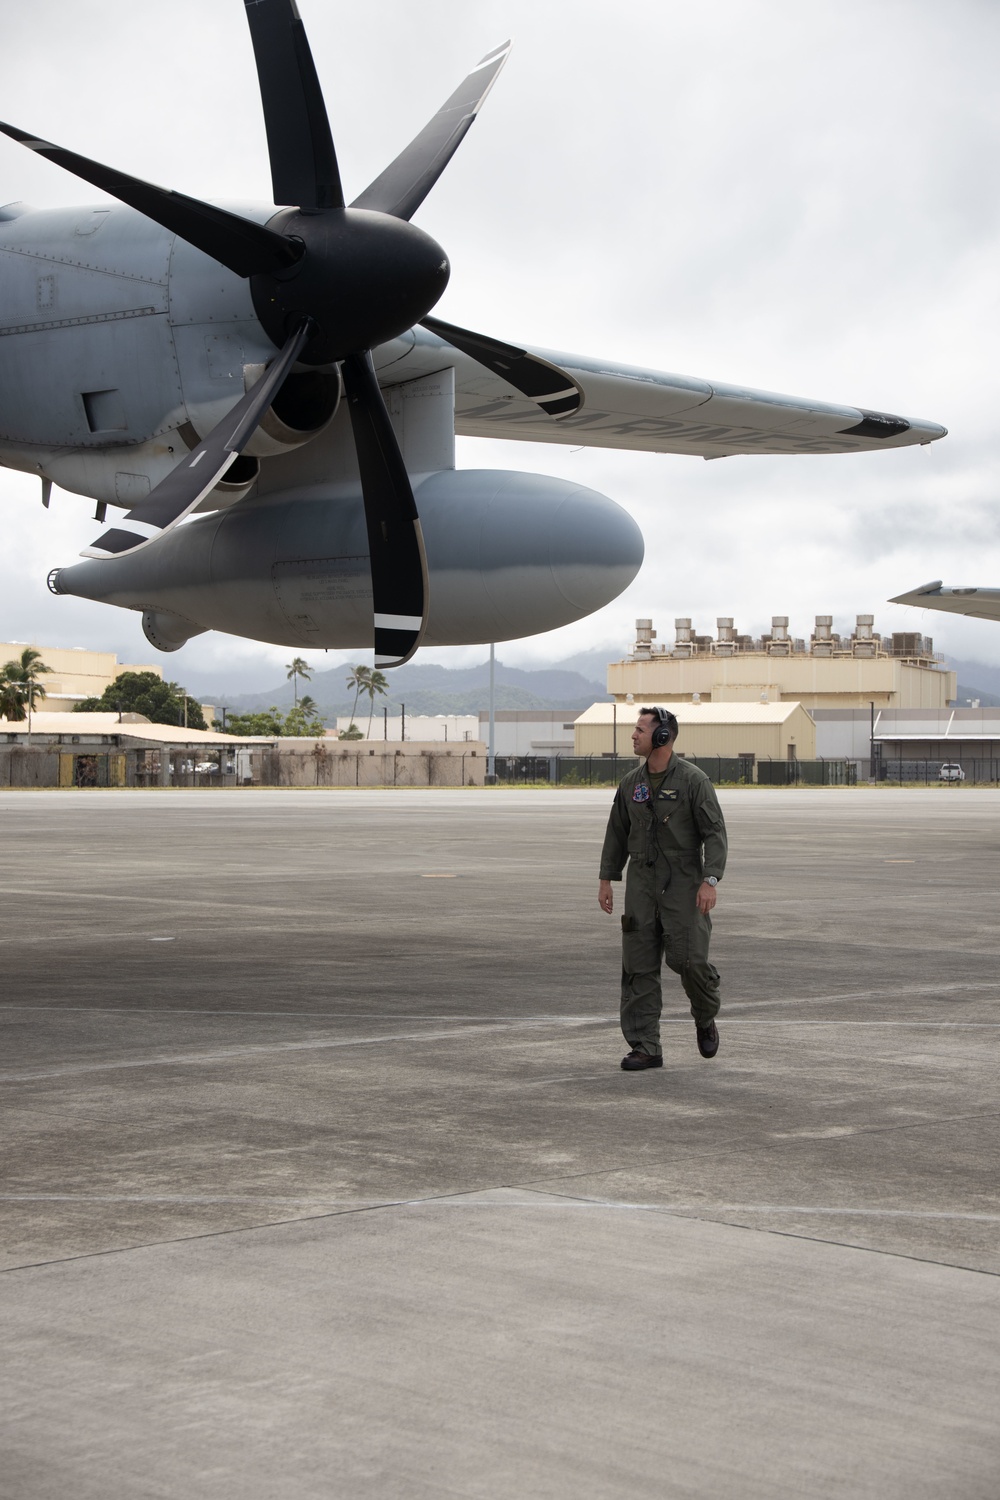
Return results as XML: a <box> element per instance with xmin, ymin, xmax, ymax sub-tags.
<box><xmin>1</xmin><ymin>1195</ymin><xmax>994</xmax><ymax>1225</ymax></box>
<box><xmin>0</xmin><ymin>1017</ymin><xmax>605</xmax><ymax>1081</ymax></box>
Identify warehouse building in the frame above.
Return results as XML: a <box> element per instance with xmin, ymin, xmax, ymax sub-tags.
<box><xmin>574</xmin><ymin>700</ymin><xmax>816</xmax><ymax>763</ymax></box>
<box><xmin>608</xmin><ymin>615</ymin><xmax>955</xmax><ymax>709</ymax></box>
<box><xmin>0</xmin><ymin>641</ymin><xmax>162</xmax><ymax>711</ymax></box>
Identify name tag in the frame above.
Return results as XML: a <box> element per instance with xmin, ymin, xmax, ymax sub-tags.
<box><xmin>657</xmin><ymin>788</ymin><xmax>679</xmax><ymax>801</ymax></box>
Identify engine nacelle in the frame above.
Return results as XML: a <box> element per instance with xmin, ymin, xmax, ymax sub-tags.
<box><xmin>51</xmin><ymin>469</ymin><xmax>643</xmax><ymax>650</ymax></box>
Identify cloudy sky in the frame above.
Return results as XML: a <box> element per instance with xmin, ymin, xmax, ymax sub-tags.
<box><xmin>2</xmin><ymin>0</ymin><xmax>998</xmax><ymax>688</ymax></box>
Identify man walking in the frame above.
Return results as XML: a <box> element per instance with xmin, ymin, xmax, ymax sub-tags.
<box><xmin>598</xmin><ymin>707</ymin><xmax>728</xmax><ymax>1071</ymax></box>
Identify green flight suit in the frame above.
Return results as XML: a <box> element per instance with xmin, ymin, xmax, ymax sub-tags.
<box><xmin>600</xmin><ymin>756</ymin><xmax>728</xmax><ymax>1057</ymax></box>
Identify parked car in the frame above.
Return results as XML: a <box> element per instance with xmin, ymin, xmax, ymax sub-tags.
<box><xmin>938</xmin><ymin>762</ymin><xmax>966</xmax><ymax>782</ymax></box>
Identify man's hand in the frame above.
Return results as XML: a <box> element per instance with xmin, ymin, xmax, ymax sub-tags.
<box><xmin>696</xmin><ymin>881</ymin><xmax>718</xmax><ymax>915</ymax></box>
<box><xmin>598</xmin><ymin>879</ymin><xmax>614</xmax><ymax>914</ymax></box>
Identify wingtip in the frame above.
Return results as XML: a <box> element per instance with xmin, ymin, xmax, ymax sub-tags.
<box><xmin>888</xmin><ymin>580</ymin><xmax>943</xmax><ymax>605</ymax></box>
<box><xmin>478</xmin><ymin>39</ymin><xmax>512</xmax><ymax>65</ymax></box>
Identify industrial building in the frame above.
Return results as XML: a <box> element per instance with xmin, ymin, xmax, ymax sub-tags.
<box><xmin>0</xmin><ymin>641</ymin><xmax>162</xmax><ymax>711</ymax></box>
<box><xmin>815</xmin><ymin>707</ymin><xmax>1000</xmax><ymax>779</ymax></box>
<box><xmin>574</xmin><ymin>700</ymin><xmax>816</xmax><ymax>763</ymax></box>
<box><xmin>608</xmin><ymin>615</ymin><xmax>956</xmax><ymax>709</ymax></box>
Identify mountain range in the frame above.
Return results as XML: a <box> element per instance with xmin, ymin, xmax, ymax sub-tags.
<box><xmin>173</xmin><ymin>648</ymin><xmax>1000</xmax><ymax>721</ymax></box>
<box><xmin>192</xmin><ymin>649</ymin><xmax>617</xmax><ymax>720</ymax></box>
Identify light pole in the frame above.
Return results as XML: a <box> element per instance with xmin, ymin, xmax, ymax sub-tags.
<box><xmin>487</xmin><ymin>643</ymin><xmax>496</xmax><ymax>783</ymax></box>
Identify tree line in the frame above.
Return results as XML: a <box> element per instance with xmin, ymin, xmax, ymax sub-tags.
<box><xmin>1</xmin><ymin>650</ymin><xmax>391</xmax><ymax>739</ymax></box>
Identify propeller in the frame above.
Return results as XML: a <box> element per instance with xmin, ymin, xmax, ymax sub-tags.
<box><xmin>0</xmin><ymin>3</ymin><xmax>574</xmax><ymax>665</ymax></box>
<box><xmin>420</xmin><ymin>317</ymin><xmax>584</xmax><ymax>419</ymax></box>
<box><xmin>81</xmin><ymin>319</ymin><xmax>314</xmax><ymax>559</ymax></box>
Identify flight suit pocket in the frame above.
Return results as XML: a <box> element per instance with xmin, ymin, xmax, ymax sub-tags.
<box><xmin>661</xmin><ymin>926</ymin><xmax>690</xmax><ymax>973</ymax></box>
<box><xmin>622</xmin><ymin>923</ymin><xmax>660</xmax><ymax>974</ymax></box>
<box><xmin>621</xmin><ymin>914</ymin><xmax>637</xmax><ymax>933</ymax></box>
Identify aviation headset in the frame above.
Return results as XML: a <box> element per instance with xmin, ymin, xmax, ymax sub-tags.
<box><xmin>645</xmin><ymin>707</ymin><xmax>679</xmax><ymax>748</ymax></box>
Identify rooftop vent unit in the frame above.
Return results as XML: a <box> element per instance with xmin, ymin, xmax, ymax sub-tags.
<box><xmin>767</xmin><ymin>615</ymin><xmax>791</xmax><ymax>655</ymax></box>
<box><xmin>852</xmin><ymin>614</ymin><xmax>878</xmax><ymax>657</ymax></box>
<box><xmin>633</xmin><ymin>618</ymin><xmax>656</xmax><ymax>657</ymax></box>
<box><xmin>673</xmin><ymin>617</ymin><xmax>693</xmax><ymax>658</ymax></box>
<box><xmin>713</xmin><ymin>616</ymin><xmax>737</xmax><ymax>656</ymax></box>
<box><xmin>810</xmin><ymin>614</ymin><xmax>841</xmax><ymax>656</ymax></box>
<box><xmin>890</xmin><ymin>632</ymin><xmax>934</xmax><ymax>658</ymax></box>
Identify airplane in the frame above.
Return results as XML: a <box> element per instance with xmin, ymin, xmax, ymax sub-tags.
<box><xmin>0</xmin><ymin>1</ymin><xmax>947</xmax><ymax>668</ymax></box>
<box><xmin>889</xmin><ymin>581</ymin><xmax>1000</xmax><ymax>624</ymax></box>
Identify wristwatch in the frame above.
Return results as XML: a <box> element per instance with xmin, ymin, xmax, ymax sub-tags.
<box><xmin>703</xmin><ymin>876</ymin><xmax>718</xmax><ymax>887</ymax></box>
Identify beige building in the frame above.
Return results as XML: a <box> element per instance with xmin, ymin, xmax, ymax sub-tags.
<box><xmin>1</xmin><ymin>712</ymin><xmax>485</xmax><ymax>788</ymax></box>
<box><xmin>607</xmin><ymin>615</ymin><xmax>956</xmax><ymax>710</ymax></box>
<box><xmin>574</xmin><ymin>700</ymin><xmax>816</xmax><ymax>762</ymax></box>
<box><xmin>0</xmin><ymin>641</ymin><xmax>162</xmax><ymax>711</ymax></box>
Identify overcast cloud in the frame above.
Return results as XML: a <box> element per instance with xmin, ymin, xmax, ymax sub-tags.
<box><xmin>1</xmin><ymin>0</ymin><xmax>998</xmax><ymax>688</ymax></box>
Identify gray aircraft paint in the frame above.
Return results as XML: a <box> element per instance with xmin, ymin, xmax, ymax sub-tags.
<box><xmin>889</xmin><ymin>581</ymin><xmax>1000</xmax><ymax>625</ymax></box>
<box><xmin>52</xmin><ymin>470</ymin><xmax>644</xmax><ymax>651</ymax></box>
<box><xmin>0</xmin><ymin>201</ymin><xmax>946</xmax><ymax>655</ymax></box>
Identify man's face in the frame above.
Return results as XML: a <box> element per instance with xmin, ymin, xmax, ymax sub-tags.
<box><xmin>632</xmin><ymin>714</ymin><xmax>658</xmax><ymax>757</ymax></box>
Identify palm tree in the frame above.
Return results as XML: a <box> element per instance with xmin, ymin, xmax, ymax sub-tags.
<box><xmin>1</xmin><ymin>647</ymin><xmax>52</xmax><ymax>725</ymax></box>
<box><xmin>363</xmin><ymin>669</ymin><xmax>389</xmax><ymax>737</ymax></box>
<box><xmin>286</xmin><ymin>655</ymin><xmax>311</xmax><ymax>706</ymax></box>
<box><xmin>298</xmin><ymin>694</ymin><xmax>320</xmax><ymax>720</ymax></box>
<box><xmin>345</xmin><ymin>664</ymin><xmax>371</xmax><ymax>732</ymax></box>
<box><xmin>0</xmin><ymin>666</ymin><xmax>27</xmax><ymax>721</ymax></box>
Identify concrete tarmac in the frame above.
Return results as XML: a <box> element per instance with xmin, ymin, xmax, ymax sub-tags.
<box><xmin>2</xmin><ymin>787</ymin><xmax>998</xmax><ymax>1498</ymax></box>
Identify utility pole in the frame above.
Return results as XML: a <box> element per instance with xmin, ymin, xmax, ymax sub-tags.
<box><xmin>488</xmin><ymin>643</ymin><xmax>496</xmax><ymax>783</ymax></box>
<box><xmin>383</xmin><ymin>706</ymin><xmax>387</xmax><ymax>741</ymax></box>
<box><xmin>869</xmin><ymin>700</ymin><xmax>876</xmax><ymax>782</ymax></box>
<box><xmin>401</xmin><ymin>702</ymin><xmax>405</xmax><ymax>742</ymax></box>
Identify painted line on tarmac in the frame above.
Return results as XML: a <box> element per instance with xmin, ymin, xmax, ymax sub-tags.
<box><xmin>722</xmin><ymin>980</ymin><xmax>1000</xmax><ymax>1009</ymax></box>
<box><xmin>0</xmin><ymin>1016</ymin><xmax>608</xmax><ymax>1081</ymax></box>
<box><xmin>0</xmin><ymin>1194</ymin><xmax>382</xmax><ymax>1206</ymax></box>
<box><xmin>2</xmin><ymin>1192</ymin><xmax>997</xmax><ymax>1224</ymax></box>
<box><xmin>0</xmin><ymin>1007</ymin><xmax>618</xmax><ymax>1019</ymax></box>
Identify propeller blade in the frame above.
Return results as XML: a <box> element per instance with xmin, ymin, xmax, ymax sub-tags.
<box><xmin>81</xmin><ymin>320</ymin><xmax>313</xmax><ymax>560</ymax></box>
<box><xmin>342</xmin><ymin>351</ymin><xmax>428</xmax><ymax>668</ymax></box>
<box><xmin>421</xmin><ymin>316</ymin><xmax>584</xmax><ymax>418</ymax></box>
<box><xmin>351</xmin><ymin>41</ymin><xmax>510</xmax><ymax>222</ymax></box>
<box><xmin>244</xmin><ymin>0</ymin><xmax>344</xmax><ymax>212</ymax></box>
<box><xmin>0</xmin><ymin>120</ymin><xmax>300</xmax><ymax>278</ymax></box>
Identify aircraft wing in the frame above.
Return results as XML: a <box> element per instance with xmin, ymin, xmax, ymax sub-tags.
<box><xmin>415</xmin><ymin>329</ymin><xmax>947</xmax><ymax>457</ymax></box>
<box><xmin>889</xmin><ymin>581</ymin><xmax>1000</xmax><ymax>623</ymax></box>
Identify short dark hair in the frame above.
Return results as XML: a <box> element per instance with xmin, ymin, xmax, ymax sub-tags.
<box><xmin>640</xmin><ymin>707</ymin><xmax>679</xmax><ymax>743</ymax></box>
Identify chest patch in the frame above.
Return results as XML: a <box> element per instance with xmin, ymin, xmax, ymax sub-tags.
<box><xmin>632</xmin><ymin>784</ymin><xmax>650</xmax><ymax>803</ymax></box>
<box><xmin>658</xmin><ymin>788</ymin><xmax>680</xmax><ymax>802</ymax></box>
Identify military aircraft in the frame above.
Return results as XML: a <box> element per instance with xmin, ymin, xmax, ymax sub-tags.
<box><xmin>0</xmin><ymin>1</ymin><xmax>946</xmax><ymax>666</ymax></box>
<box><xmin>890</xmin><ymin>581</ymin><xmax>1000</xmax><ymax>624</ymax></box>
